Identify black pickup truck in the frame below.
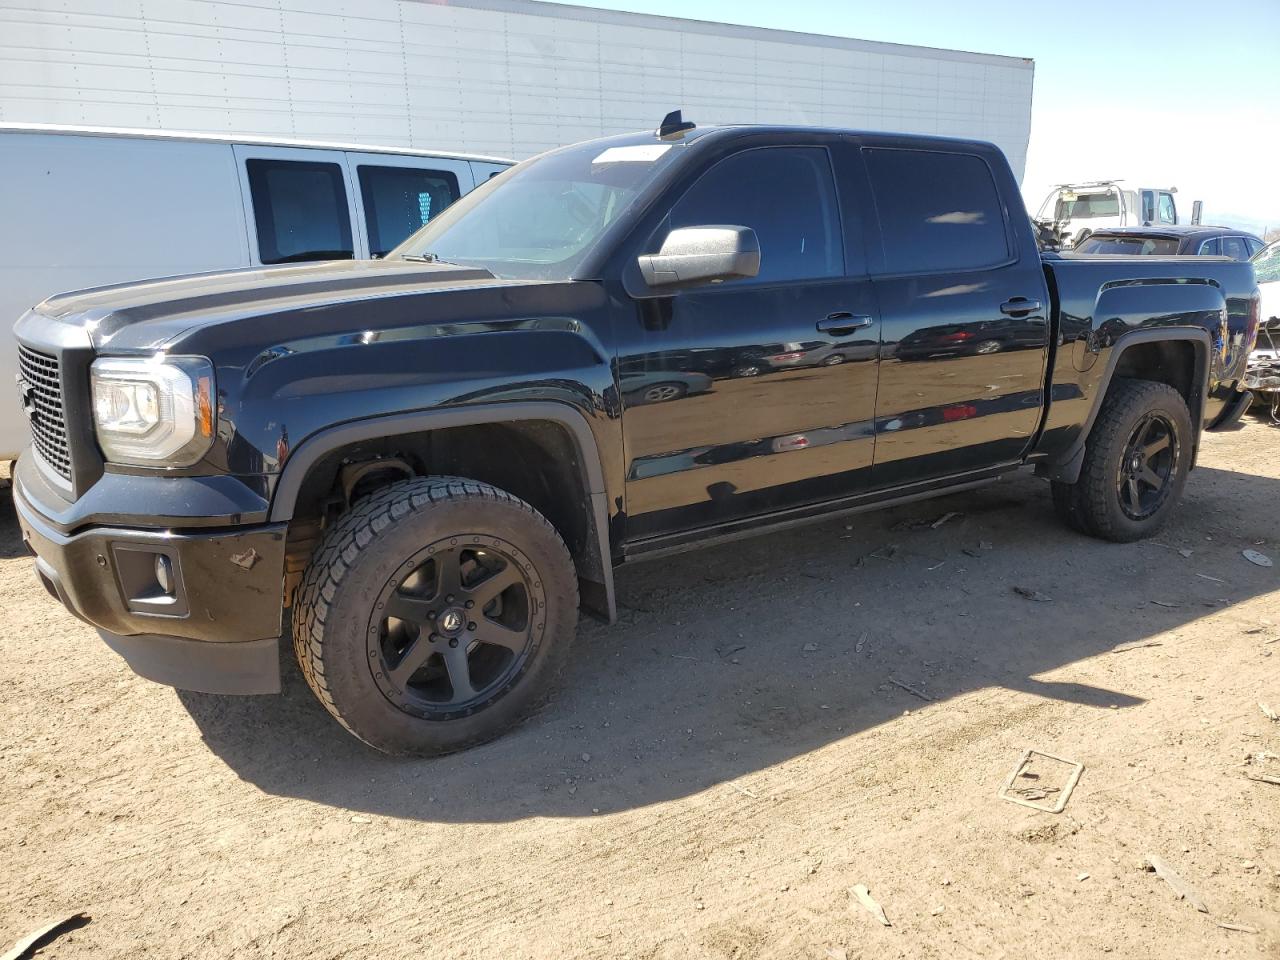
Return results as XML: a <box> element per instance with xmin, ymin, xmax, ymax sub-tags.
<box><xmin>12</xmin><ymin>117</ymin><xmax>1260</xmax><ymax>755</ymax></box>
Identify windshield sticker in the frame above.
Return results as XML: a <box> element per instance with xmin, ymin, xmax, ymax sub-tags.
<box><xmin>592</xmin><ymin>144</ymin><xmax>672</xmax><ymax>164</ymax></box>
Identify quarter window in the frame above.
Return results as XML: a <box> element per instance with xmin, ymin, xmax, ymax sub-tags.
<box><xmin>864</xmin><ymin>148</ymin><xmax>1010</xmax><ymax>274</ymax></box>
<box><xmin>668</xmin><ymin>147</ymin><xmax>843</xmax><ymax>284</ymax></box>
<box><xmin>1221</xmin><ymin>236</ymin><xmax>1249</xmax><ymax>260</ymax></box>
<box><xmin>357</xmin><ymin>165</ymin><xmax>461</xmax><ymax>257</ymax></box>
<box><xmin>1199</xmin><ymin>238</ymin><xmax>1221</xmax><ymax>256</ymax></box>
<box><xmin>246</xmin><ymin>159</ymin><xmax>353</xmax><ymax>264</ymax></box>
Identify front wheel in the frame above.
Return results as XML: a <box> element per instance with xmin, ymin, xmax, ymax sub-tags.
<box><xmin>1052</xmin><ymin>378</ymin><xmax>1192</xmax><ymax>542</ymax></box>
<box><xmin>293</xmin><ymin>476</ymin><xmax>579</xmax><ymax>755</ymax></box>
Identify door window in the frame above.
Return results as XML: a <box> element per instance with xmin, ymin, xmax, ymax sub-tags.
<box><xmin>1157</xmin><ymin>193</ymin><xmax>1177</xmax><ymax>224</ymax></box>
<box><xmin>1198</xmin><ymin>238</ymin><xmax>1221</xmax><ymax>256</ymax></box>
<box><xmin>863</xmin><ymin>148</ymin><xmax>1009</xmax><ymax>274</ymax></box>
<box><xmin>668</xmin><ymin>147</ymin><xmax>843</xmax><ymax>284</ymax></box>
<box><xmin>245</xmin><ymin>159</ymin><xmax>353</xmax><ymax>264</ymax></box>
<box><xmin>1141</xmin><ymin>192</ymin><xmax>1155</xmax><ymax>223</ymax></box>
<box><xmin>1221</xmin><ymin>236</ymin><xmax>1250</xmax><ymax>260</ymax></box>
<box><xmin>357</xmin><ymin>165</ymin><xmax>461</xmax><ymax>257</ymax></box>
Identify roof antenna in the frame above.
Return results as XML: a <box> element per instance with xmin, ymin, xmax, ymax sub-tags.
<box><xmin>656</xmin><ymin>109</ymin><xmax>696</xmax><ymax>141</ymax></box>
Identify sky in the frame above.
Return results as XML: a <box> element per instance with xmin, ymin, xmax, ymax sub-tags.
<box><xmin>557</xmin><ymin>0</ymin><xmax>1280</xmax><ymax>234</ymax></box>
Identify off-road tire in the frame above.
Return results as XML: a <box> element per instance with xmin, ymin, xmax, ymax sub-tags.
<box><xmin>1053</xmin><ymin>378</ymin><xmax>1192</xmax><ymax>542</ymax></box>
<box><xmin>293</xmin><ymin>476</ymin><xmax>578</xmax><ymax>756</ymax></box>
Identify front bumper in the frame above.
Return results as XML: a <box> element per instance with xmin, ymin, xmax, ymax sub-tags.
<box><xmin>13</xmin><ymin>471</ymin><xmax>288</xmax><ymax>695</ymax></box>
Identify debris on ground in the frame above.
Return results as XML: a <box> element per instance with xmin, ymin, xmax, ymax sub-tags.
<box><xmin>1013</xmin><ymin>586</ymin><xmax>1052</xmax><ymax>602</ymax></box>
<box><xmin>1178</xmin><ymin>548</ymin><xmax>1194</xmax><ymax>558</ymax></box>
<box><xmin>802</xmin><ymin>643</ymin><xmax>819</xmax><ymax>653</ymax></box>
<box><xmin>1</xmin><ymin>913</ymin><xmax>91</xmax><ymax>960</ymax></box>
<box><xmin>1144</xmin><ymin>855</ymin><xmax>1210</xmax><ymax>913</ymax></box>
<box><xmin>1243</xmin><ymin>549</ymin><xmax>1273</xmax><ymax>567</ymax></box>
<box><xmin>1217</xmin><ymin>922</ymin><xmax>1260</xmax><ymax>934</ymax></box>
<box><xmin>1195</xmin><ymin>573</ymin><xmax>1225</xmax><ymax>583</ymax></box>
<box><xmin>1150</xmin><ymin>600</ymin><xmax>1180</xmax><ymax>608</ymax></box>
<box><xmin>849</xmin><ymin>885</ymin><xmax>891</xmax><ymax>926</ymax></box>
<box><xmin>1260</xmin><ymin>702</ymin><xmax>1279</xmax><ymax>722</ymax></box>
<box><xmin>930</xmin><ymin>905</ymin><xmax>944</xmax><ymax>916</ymax></box>
<box><xmin>1112</xmin><ymin>640</ymin><xmax>1163</xmax><ymax>654</ymax></box>
<box><xmin>1078</xmin><ymin>872</ymin><xmax>1090</xmax><ymax>882</ymax></box>
<box><xmin>999</xmin><ymin>750</ymin><xmax>1084</xmax><ymax>813</ymax></box>
<box><xmin>855</xmin><ymin>632</ymin><xmax>869</xmax><ymax>654</ymax></box>
<box><xmin>824</xmin><ymin>948</ymin><xmax>848</xmax><ymax>960</ymax></box>
<box><xmin>350</xmin><ymin>815</ymin><xmax>372</xmax><ymax>824</ymax></box>
<box><xmin>888</xmin><ymin>677</ymin><xmax>934</xmax><ymax>702</ymax></box>
<box><xmin>930</xmin><ymin>511</ymin><xmax>962</xmax><ymax>529</ymax></box>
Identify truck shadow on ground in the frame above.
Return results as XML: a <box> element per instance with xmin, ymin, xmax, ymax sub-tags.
<box><xmin>167</xmin><ymin>463</ymin><xmax>1276</xmax><ymax>823</ymax></box>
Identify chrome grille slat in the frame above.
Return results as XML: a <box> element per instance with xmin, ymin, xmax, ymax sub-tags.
<box><xmin>17</xmin><ymin>344</ymin><xmax>72</xmax><ymax>481</ymax></box>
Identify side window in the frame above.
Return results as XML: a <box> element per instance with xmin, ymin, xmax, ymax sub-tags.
<box><xmin>1221</xmin><ymin>236</ymin><xmax>1249</xmax><ymax>260</ymax></box>
<box><xmin>1199</xmin><ymin>238</ymin><xmax>1221</xmax><ymax>256</ymax></box>
<box><xmin>1246</xmin><ymin>238</ymin><xmax>1264</xmax><ymax>257</ymax></box>
<box><xmin>357</xmin><ymin>165</ymin><xmax>461</xmax><ymax>258</ymax></box>
<box><xmin>669</xmin><ymin>147</ymin><xmax>843</xmax><ymax>284</ymax></box>
<box><xmin>1157</xmin><ymin>193</ymin><xmax>1177</xmax><ymax>224</ymax></box>
<box><xmin>245</xmin><ymin>160</ymin><xmax>353</xmax><ymax>264</ymax></box>
<box><xmin>863</xmin><ymin>148</ymin><xmax>1009</xmax><ymax>274</ymax></box>
<box><xmin>1141</xmin><ymin>192</ymin><xmax>1155</xmax><ymax>223</ymax></box>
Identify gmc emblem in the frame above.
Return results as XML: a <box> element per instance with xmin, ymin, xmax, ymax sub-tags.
<box><xmin>15</xmin><ymin>374</ymin><xmax>35</xmax><ymax>421</ymax></box>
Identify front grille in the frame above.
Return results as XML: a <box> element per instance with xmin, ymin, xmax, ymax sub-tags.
<box><xmin>18</xmin><ymin>344</ymin><xmax>72</xmax><ymax>481</ymax></box>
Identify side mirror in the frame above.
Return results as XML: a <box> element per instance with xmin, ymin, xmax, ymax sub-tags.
<box><xmin>638</xmin><ymin>225</ymin><xmax>760</xmax><ymax>290</ymax></box>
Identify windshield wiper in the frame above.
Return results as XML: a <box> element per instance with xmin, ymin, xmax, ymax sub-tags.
<box><xmin>400</xmin><ymin>253</ymin><xmax>454</xmax><ymax>264</ymax></box>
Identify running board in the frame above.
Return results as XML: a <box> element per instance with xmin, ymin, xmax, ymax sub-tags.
<box><xmin>621</xmin><ymin>468</ymin><xmax>1011</xmax><ymax>562</ymax></box>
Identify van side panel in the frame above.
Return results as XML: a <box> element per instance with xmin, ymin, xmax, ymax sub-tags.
<box><xmin>0</xmin><ymin>132</ymin><xmax>251</xmax><ymax>458</ymax></box>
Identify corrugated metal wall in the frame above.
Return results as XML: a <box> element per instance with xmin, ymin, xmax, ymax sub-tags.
<box><xmin>0</xmin><ymin>0</ymin><xmax>1034</xmax><ymax>177</ymax></box>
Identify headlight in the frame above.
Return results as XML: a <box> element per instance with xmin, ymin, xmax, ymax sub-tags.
<box><xmin>90</xmin><ymin>356</ymin><xmax>215</xmax><ymax>466</ymax></box>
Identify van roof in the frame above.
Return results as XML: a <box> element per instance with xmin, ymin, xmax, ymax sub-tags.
<box><xmin>0</xmin><ymin>122</ymin><xmax>516</xmax><ymax>165</ymax></box>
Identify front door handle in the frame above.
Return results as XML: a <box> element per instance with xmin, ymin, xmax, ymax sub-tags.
<box><xmin>817</xmin><ymin>312</ymin><xmax>874</xmax><ymax>335</ymax></box>
<box><xmin>1000</xmin><ymin>297</ymin><xmax>1043</xmax><ymax>317</ymax></box>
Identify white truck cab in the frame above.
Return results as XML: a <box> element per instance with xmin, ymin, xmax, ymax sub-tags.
<box><xmin>1036</xmin><ymin>181</ymin><xmax>1183</xmax><ymax>249</ymax></box>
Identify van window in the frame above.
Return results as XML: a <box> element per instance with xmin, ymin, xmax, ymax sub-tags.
<box><xmin>864</xmin><ymin>148</ymin><xmax>1009</xmax><ymax>274</ymax></box>
<box><xmin>245</xmin><ymin>159</ymin><xmax>353</xmax><ymax>264</ymax></box>
<box><xmin>357</xmin><ymin>165</ymin><xmax>461</xmax><ymax>257</ymax></box>
<box><xmin>669</xmin><ymin>147</ymin><xmax>843</xmax><ymax>284</ymax></box>
<box><xmin>1157</xmin><ymin>193</ymin><xmax>1177</xmax><ymax>224</ymax></box>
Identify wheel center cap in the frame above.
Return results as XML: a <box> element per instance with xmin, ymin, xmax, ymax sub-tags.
<box><xmin>1129</xmin><ymin>455</ymin><xmax>1143</xmax><ymax>472</ymax></box>
<box><xmin>438</xmin><ymin>608</ymin><xmax>466</xmax><ymax>636</ymax></box>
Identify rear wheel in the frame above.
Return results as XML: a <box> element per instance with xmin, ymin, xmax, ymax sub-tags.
<box><xmin>293</xmin><ymin>476</ymin><xmax>578</xmax><ymax>755</ymax></box>
<box><xmin>1052</xmin><ymin>379</ymin><xmax>1192</xmax><ymax>542</ymax></box>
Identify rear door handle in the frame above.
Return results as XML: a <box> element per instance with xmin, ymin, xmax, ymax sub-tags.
<box><xmin>817</xmin><ymin>312</ymin><xmax>874</xmax><ymax>335</ymax></box>
<box><xmin>1000</xmin><ymin>298</ymin><xmax>1043</xmax><ymax>317</ymax></box>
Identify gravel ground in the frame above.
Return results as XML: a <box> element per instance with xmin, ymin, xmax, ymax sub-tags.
<box><xmin>2</xmin><ymin>420</ymin><xmax>1278</xmax><ymax>959</ymax></box>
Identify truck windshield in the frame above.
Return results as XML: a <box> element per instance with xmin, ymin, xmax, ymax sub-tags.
<box><xmin>1076</xmin><ymin>235</ymin><xmax>1179</xmax><ymax>256</ymax></box>
<box><xmin>390</xmin><ymin>140</ymin><xmax>682</xmax><ymax>280</ymax></box>
<box><xmin>1054</xmin><ymin>191</ymin><xmax>1120</xmax><ymax>220</ymax></box>
<box><xmin>1253</xmin><ymin>242</ymin><xmax>1280</xmax><ymax>283</ymax></box>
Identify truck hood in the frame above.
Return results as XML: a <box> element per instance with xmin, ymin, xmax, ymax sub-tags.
<box><xmin>31</xmin><ymin>259</ymin><xmax>516</xmax><ymax>351</ymax></box>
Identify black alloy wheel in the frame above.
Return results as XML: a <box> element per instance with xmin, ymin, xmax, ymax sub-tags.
<box><xmin>1115</xmin><ymin>412</ymin><xmax>1179</xmax><ymax>521</ymax></box>
<box><xmin>368</xmin><ymin>536</ymin><xmax>544</xmax><ymax>721</ymax></box>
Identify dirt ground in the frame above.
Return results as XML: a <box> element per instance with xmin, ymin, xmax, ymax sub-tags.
<box><xmin>2</xmin><ymin>421</ymin><xmax>1279</xmax><ymax>960</ymax></box>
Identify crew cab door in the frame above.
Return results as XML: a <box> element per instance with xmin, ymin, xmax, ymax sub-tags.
<box><xmin>616</xmin><ymin>140</ymin><xmax>882</xmax><ymax>541</ymax></box>
<box><xmin>860</xmin><ymin>140</ymin><xmax>1050</xmax><ymax>487</ymax></box>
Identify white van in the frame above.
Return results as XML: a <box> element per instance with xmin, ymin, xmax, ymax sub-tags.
<box><xmin>0</xmin><ymin>124</ymin><xmax>513</xmax><ymax>462</ymax></box>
